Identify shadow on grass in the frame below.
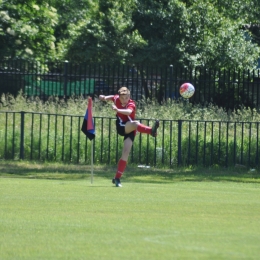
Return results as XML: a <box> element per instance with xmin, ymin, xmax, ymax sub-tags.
<box><xmin>0</xmin><ymin>160</ymin><xmax>259</xmax><ymax>183</ymax></box>
<box><xmin>126</xmin><ymin>166</ymin><xmax>260</xmax><ymax>184</ymax></box>
<box><xmin>0</xmin><ymin>161</ymin><xmax>112</xmax><ymax>180</ymax></box>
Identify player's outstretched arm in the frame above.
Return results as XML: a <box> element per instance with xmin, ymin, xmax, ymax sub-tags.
<box><xmin>99</xmin><ymin>95</ymin><xmax>114</xmax><ymax>101</ymax></box>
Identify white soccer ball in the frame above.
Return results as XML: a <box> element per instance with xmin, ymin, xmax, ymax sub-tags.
<box><xmin>179</xmin><ymin>83</ymin><xmax>195</xmax><ymax>99</ymax></box>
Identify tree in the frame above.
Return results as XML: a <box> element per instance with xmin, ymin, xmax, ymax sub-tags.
<box><xmin>60</xmin><ymin>0</ymin><xmax>146</xmax><ymax>64</ymax></box>
<box><xmin>0</xmin><ymin>0</ymin><xmax>58</xmax><ymax>63</ymax></box>
<box><xmin>0</xmin><ymin>0</ymin><xmax>259</xmax><ymax>70</ymax></box>
<box><xmin>131</xmin><ymin>0</ymin><xmax>260</xmax><ymax>69</ymax></box>
<box><xmin>131</xmin><ymin>0</ymin><xmax>189</xmax><ymax>66</ymax></box>
<box><xmin>182</xmin><ymin>1</ymin><xmax>260</xmax><ymax>69</ymax></box>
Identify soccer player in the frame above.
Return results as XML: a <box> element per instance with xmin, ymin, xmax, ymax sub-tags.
<box><xmin>99</xmin><ymin>86</ymin><xmax>159</xmax><ymax>187</ymax></box>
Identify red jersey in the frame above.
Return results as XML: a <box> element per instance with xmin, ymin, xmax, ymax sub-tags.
<box><xmin>112</xmin><ymin>95</ymin><xmax>136</xmax><ymax>122</ymax></box>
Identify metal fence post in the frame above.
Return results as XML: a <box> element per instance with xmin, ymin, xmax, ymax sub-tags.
<box><xmin>20</xmin><ymin>111</ymin><xmax>25</xmax><ymax>160</ymax></box>
<box><xmin>178</xmin><ymin>119</ymin><xmax>182</xmax><ymax>166</ymax></box>
<box><xmin>170</xmin><ymin>64</ymin><xmax>173</xmax><ymax>100</ymax></box>
<box><xmin>64</xmin><ymin>60</ymin><xmax>69</xmax><ymax>98</ymax></box>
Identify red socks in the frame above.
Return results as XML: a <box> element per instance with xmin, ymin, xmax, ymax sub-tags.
<box><xmin>137</xmin><ymin>123</ymin><xmax>152</xmax><ymax>134</ymax></box>
<box><xmin>115</xmin><ymin>159</ymin><xmax>127</xmax><ymax>179</ymax></box>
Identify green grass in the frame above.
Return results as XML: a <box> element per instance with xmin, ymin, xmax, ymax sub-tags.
<box><xmin>1</xmin><ymin>161</ymin><xmax>260</xmax><ymax>259</ymax></box>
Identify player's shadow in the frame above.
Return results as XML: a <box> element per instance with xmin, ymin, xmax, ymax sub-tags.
<box><xmin>0</xmin><ymin>161</ymin><xmax>258</xmax><ymax>183</ymax></box>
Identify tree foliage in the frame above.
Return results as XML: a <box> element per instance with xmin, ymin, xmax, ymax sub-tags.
<box><xmin>0</xmin><ymin>0</ymin><xmax>58</xmax><ymax>63</ymax></box>
<box><xmin>60</xmin><ymin>0</ymin><xmax>146</xmax><ymax>63</ymax></box>
<box><xmin>181</xmin><ymin>1</ymin><xmax>259</xmax><ymax>69</ymax></box>
<box><xmin>131</xmin><ymin>0</ymin><xmax>260</xmax><ymax>69</ymax></box>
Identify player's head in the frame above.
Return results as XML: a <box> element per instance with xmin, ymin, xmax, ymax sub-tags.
<box><xmin>118</xmin><ymin>86</ymin><xmax>130</xmax><ymax>105</ymax></box>
<box><xmin>118</xmin><ymin>86</ymin><xmax>130</xmax><ymax>96</ymax></box>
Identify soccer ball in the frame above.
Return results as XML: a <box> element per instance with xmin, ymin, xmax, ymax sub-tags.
<box><xmin>179</xmin><ymin>83</ymin><xmax>195</xmax><ymax>99</ymax></box>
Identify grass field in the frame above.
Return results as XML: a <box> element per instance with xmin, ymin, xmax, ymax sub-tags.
<box><xmin>1</xmin><ymin>161</ymin><xmax>260</xmax><ymax>259</ymax></box>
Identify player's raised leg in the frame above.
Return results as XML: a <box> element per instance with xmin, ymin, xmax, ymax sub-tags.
<box><xmin>125</xmin><ymin>120</ymin><xmax>159</xmax><ymax>137</ymax></box>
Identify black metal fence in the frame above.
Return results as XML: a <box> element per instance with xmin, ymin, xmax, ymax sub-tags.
<box><xmin>0</xmin><ymin>111</ymin><xmax>259</xmax><ymax>168</ymax></box>
<box><xmin>1</xmin><ymin>60</ymin><xmax>260</xmax><ymax>110</ymax></box>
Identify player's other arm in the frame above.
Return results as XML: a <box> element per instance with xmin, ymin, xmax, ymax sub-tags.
<box><xmin>112</xmin><ymin>106</ymin><xmax>133</xmax><ymax>115</ymax></box>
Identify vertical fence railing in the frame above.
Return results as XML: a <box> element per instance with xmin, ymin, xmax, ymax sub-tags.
<box><xmin>0</xmin><ymin>111</ymin><xmax>259</xmax><ymax>168</ymax></box>
<box><xmin>63</xmin><ymin>61</ymin><xmax>68</xmax><ymax>97</ymax></box>
<box><xmin>20</xmin><ymin>111</ymin><xmax>25</xmax><ymax>160</ymax></box>
<box><xmin>177</xmin><ymin>120</ymin><xmax>182</xmax><ymax>166</ymax></box>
